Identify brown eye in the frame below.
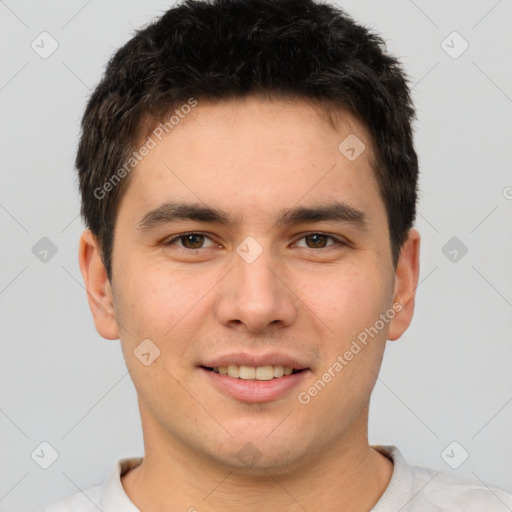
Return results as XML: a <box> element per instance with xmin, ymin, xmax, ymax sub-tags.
<box><xmin>295</xmin><ymin>233</ymin><xmax>342</xmax><ymax>249</ymax></box>
<box><xmin>305</xmin><ymin>234</ymin><xmax>329</xmax><ymax>248</ymax></box>
<box><xmin>180</xmin><ymin>234</ymin><xmax>205</xmax><ymax>249</ymax></box>
<box><xmin>163</xmin><ymin>233</ymin><xmax>216</xmax><ymax>250</ymax></box>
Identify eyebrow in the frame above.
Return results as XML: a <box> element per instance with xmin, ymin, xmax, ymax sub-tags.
<box><xmin>136</xmin><ymin>200</ymin><xmax>368</xmax><ymax>232</ymax></box>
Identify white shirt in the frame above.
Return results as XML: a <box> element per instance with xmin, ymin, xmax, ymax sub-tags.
<box><xmin>38</xmin><ymin>445</ymin><xmax>512</xmax><ymax>511</ymax></box>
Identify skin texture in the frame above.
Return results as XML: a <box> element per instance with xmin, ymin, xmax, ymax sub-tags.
<box><xmin>79</xmin><ymin>96</ymin><xmax>420</xmax><ymax>512</ymax></box>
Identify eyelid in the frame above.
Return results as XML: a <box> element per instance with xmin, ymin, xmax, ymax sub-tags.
<box><xmin>162</xmin><ymin>231</ymin><xmax>348</xmax><ymax>250</ymax></box>
<box><xmin>162</xmin><ymin>231</ymin><xmax>219</xmax><ymax>249</ymax></box>
<box><xmin>292</xmin><ymin>231</ymin><xmax>347</xmax><ymax>248</ymax></box>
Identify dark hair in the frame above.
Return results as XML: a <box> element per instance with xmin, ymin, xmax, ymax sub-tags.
<box><xmin>76</xmin><ymin>0</ymin><xmax>419</xmax><ymax>281</ymax></box>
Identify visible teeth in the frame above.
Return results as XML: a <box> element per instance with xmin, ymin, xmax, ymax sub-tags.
<box><xmin>227</xmin><ymin>365</ymin><xmax>240</xmax><ymax>378</ymax></box>
<box><xmin>239</xmin><ymin>365</ymin><xmax>256</xmax><ymax>379</ymax></box>
<box><xmin>273</xmin><ymin>365</ymin><xmax>284</xmax><ymax>378</ymax></box>
<box><xmin>255</xmin><ymin>366</ymin><xmax>274</xmax><ymax>380</ymax></box>
<box><xmin>213</xmin><ymin>364</ymin><xmax>297</xmax><ymax>380</ymax></box>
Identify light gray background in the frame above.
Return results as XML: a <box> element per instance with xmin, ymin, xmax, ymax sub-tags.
<box><xmin>1</xmin><ymin>1</ymin><xmax>511</xmax><ymax>510</ymax></box>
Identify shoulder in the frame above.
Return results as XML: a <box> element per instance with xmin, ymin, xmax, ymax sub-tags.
<box><xmin>409</xmin><ymin>462</ymin><xmax>512</xmax><ymax>511</ymax></box>
<box><xmin>37</xmin><ymin>485</ymin><xmax>103</xmax><ymax>512</ymax></box>
<box><xmin>35</xmin><ymin>456</ymin><xmax>143</xmax><ymax>512</ymax></box>
<box><xmin>373</xmin><ymin>445</ymin><xmax>512</xmax><ymax>512</ymax></box>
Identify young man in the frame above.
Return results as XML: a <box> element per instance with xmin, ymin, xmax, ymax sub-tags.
<box><xmin>41</xmin><ymin>0</ymin><xmax>512</xmax><ymax>510</ymax></box>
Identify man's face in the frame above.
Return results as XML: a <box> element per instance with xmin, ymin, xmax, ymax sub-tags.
<box><xmin>86</xmin><ymin>97</ymin><xmax>416</xmax><ymax>472</ymax></box>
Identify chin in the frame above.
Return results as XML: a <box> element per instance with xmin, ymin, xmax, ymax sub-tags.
<box><xmin>204</xmin><ymin>432</ymin><xmax>312</xmax><ymax>476</ymax></box>
<box><xmin>215</xmin><ymin>449</ymin><xmax>306</xmax><ymax>477</ymax></box>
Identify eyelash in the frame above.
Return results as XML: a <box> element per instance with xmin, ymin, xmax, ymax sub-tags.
<box><xmin>162</xmin><ymin>232</ymin><xmax>347</xmax><ymax>251</ymax></box>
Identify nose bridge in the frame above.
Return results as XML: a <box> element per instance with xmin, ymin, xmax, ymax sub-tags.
<box><xmin>217</xmin><ymin>235</ymin><xmax>297</xmax><ymax>332</ymax></box>
<box><xmin>234</xmin><ymin>235</ymin><xmax>280</xmax><ymax>303</ymax></box>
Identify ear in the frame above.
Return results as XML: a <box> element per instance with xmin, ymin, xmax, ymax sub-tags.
<box><xmin>387</xmin><ymin>228</ymin><xmax>420</xmax><ymax>341</ymax></box>
<box><xmin>78</xmin><ymin>229</ymin><xmax>119</xmax><ymax>340</ymax></box>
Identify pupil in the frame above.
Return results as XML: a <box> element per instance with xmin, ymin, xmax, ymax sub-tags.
<box><xmin>308</xmin><ymin>234</ymin><xmax>326</xmax><ymax>248</ymax></box>
<box><xmin>185</xmin><ymin>234</ymin><xmax>203</xmax><ymax>248</ymax></box>
<box><xmin>181</xmin><ymin>234</ymin><xmax>326</xmax><ymax>249</ymax></box>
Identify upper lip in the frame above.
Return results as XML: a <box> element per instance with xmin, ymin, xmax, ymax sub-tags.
<box><xmin>200</xmin><ymin>352</ymin><xmax>310</xmax><ymax>370</ymax></box>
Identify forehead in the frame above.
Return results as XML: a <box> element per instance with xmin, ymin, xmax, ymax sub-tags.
<box><xmin>119</xmin><ymin>96</ymin><xmax>386</xmax><ymax>231</ymax></box>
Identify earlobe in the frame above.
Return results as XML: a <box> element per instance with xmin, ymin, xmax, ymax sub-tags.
<box><xmin>78</xmin><ymin>229</ymin><xmax>119</xmax><ymax>340</ymax></box>
<box><xmin>387</xmin><ymin>228</ymin><xmax>421</xmax><ymax>341</ymax></box>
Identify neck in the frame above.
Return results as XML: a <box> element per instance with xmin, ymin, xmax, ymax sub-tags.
<box><xmin>121</xmin><ymin>406</ymin><xmax>394</xmax><ymax>512</ymax></box>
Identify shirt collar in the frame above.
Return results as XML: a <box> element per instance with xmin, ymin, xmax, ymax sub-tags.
<box><xmin>101</xmin><ymin>456</ymin><xmax>143</xmax><ymax>511</ymax></box>
<box><xmin>370</xmin><ymin>444</ymin><xmax>414</xmax><ymax>511</ymax></box>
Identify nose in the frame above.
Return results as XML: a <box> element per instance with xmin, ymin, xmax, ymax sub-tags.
<box><xmin>215</xmin><ymin>239</ymin><xmax>298</xmax><ymax>335</ymax></box>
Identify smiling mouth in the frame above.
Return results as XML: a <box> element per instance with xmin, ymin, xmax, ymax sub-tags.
<box><xmin>201</xmin><ymin>365</ymin><xmax>305</xmax><ymax>381</ymax></box>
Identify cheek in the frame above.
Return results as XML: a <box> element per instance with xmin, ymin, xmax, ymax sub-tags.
<box><xmin>301</xmin><ymin>272</ymin><xmax>389</xmax><ymax>423</ymax></box>
<box><xmin>114</xmin><ymin>266</ymin><xmax>197</xmax><ymax>408</ymax></box>
<box><xmin>115</xmin><ymin>262</ymin><xmax>189</xmax><ymax>334</ymax></box>
<box><xmin>114</xmin><ymin>262</ymin><xmax>216</xmax><ymax>371</ymax></box>
<box><xmin>296</xmin><ymin>268</ymin><xmax>387</xmax><ymax>337</ymax></box>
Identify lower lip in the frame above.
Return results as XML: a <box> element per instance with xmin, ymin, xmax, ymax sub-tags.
<box><xmin>200</xmin><ymin>368</ymin><xmax>309</xmax><ymax>403</ymax></box>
